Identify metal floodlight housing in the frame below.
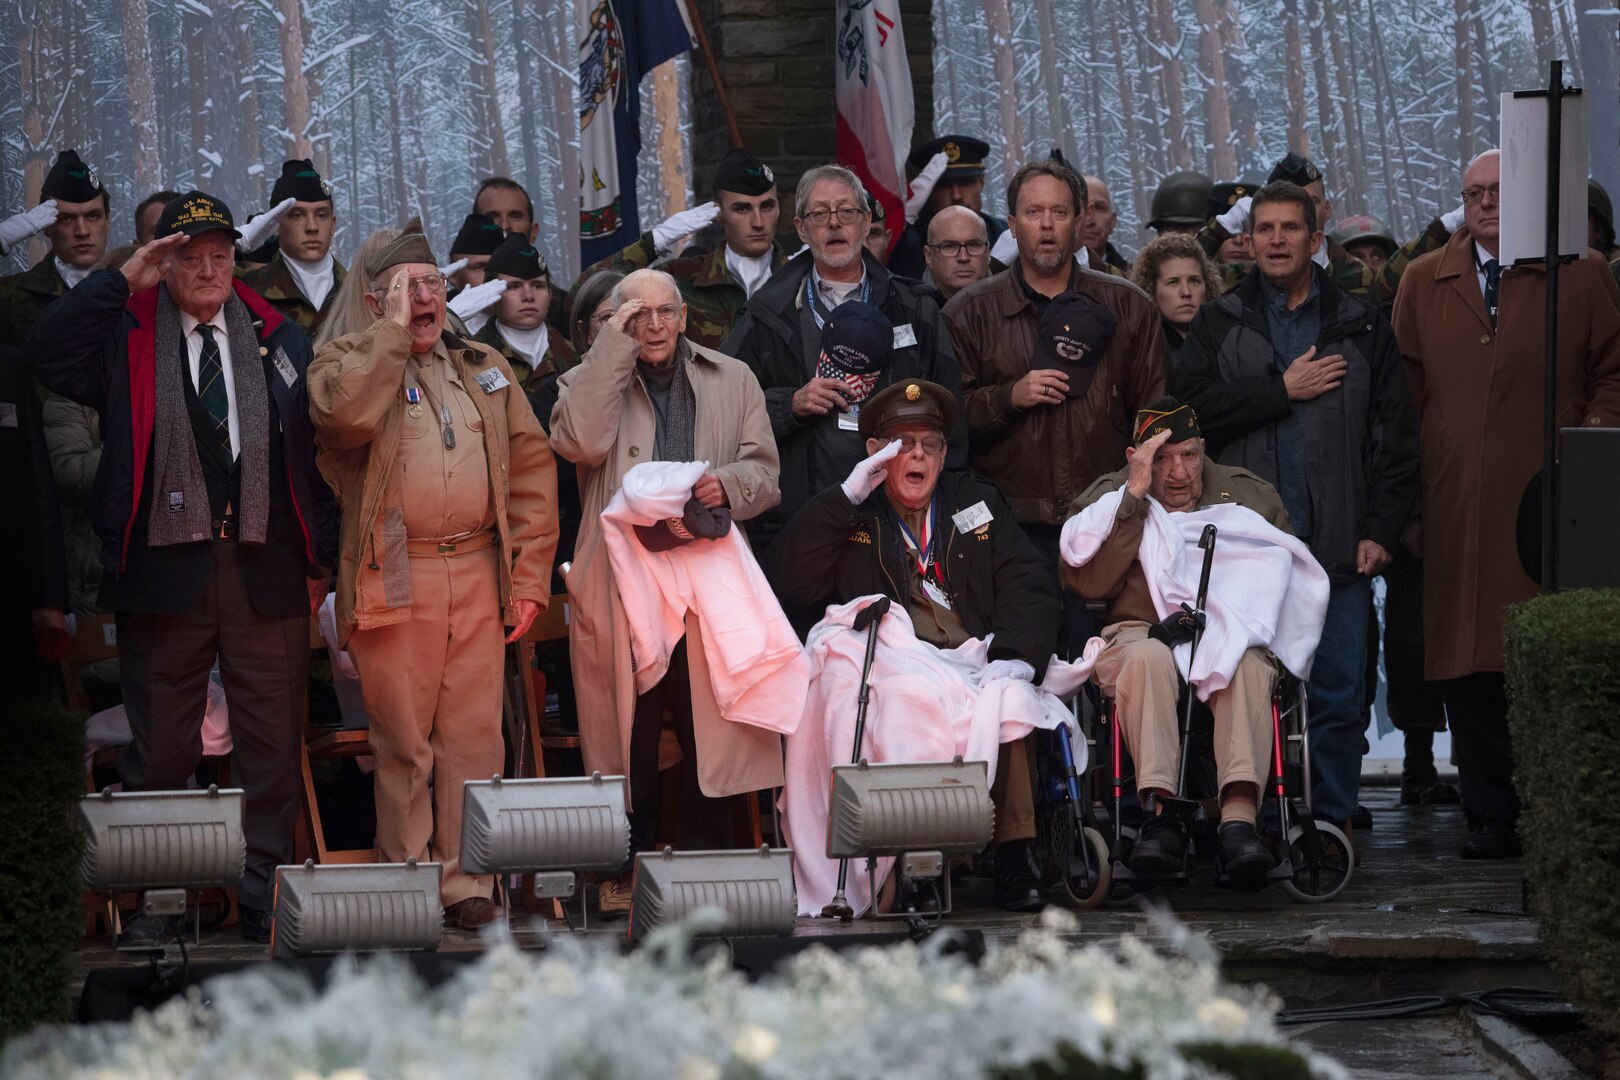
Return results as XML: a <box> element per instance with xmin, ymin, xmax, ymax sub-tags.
<box><xmin>459</xmin><ymin>773</ymin><xmax>629</xmax><ymax>875</ymax></box>
<box><xmin>79</xmin><ymin>786</ymin><xmax>246</xmax><ymax>891</ymax></box>
<box><xmin>826</xmin><ymin>758</ymin><xmax>995</xmax><ymax>859</ymax></box>
<box><xmin>271</xmin><ymin>859</ymin><xmax>443</xmax><ymax>957</ymax></box>
<box><xmin>628</xmin><ymin>847</ymin><xmax>797</xmax><ymax>942</ymax></box>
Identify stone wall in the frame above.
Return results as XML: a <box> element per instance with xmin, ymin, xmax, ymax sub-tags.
<box><xmin>687</xmin><ymin>0</ymin><xmax>934</xmax><ymax>217</ymax></box>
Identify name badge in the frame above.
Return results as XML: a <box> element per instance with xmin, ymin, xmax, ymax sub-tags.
<box><xmin>892</xmin><ymin>323</ymin><xmax>918</xmax><ymax>349</ymax></box>
<box><xmin>270</xmin><ymin>347</ymin><xmax>298</xmax><ymax>388</ymax></box>
<box><xmin>922</xmin><ymin>578</ymin><xmax>953</xmax><ymax>611</ymax></box>
<box><xmin>474</xmin><ymin>366</ymin><xmax>511</xmax><ymax>394</ymax></box>
<box><xmin>952</xmin><ymin>500</ymin><xmax>993</xmax><ymax>534</ymax></box>
<box><xmin>0</xmin><ymin>402</ymin><xmax>16</xmax><ymax>429</ymax></box>
<box><xmin>837</xmin><ymin>407</ymin><xmax>860</xmax><ymax>431</ymax></box>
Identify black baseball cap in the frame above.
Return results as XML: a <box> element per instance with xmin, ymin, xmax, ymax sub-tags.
<box><xmin>821</xmin><ymin>301</ymin><xmax>893</xmax><ymax>377</ymax></box>
<box><xmin>155</xmin><ymin>191</ymin><xmax>241</xmax><ymax>240</ymax></box>
<box><xmin>1037</xmin><ymin>291</ymin><xmax>1118</xmax><ymax>398</ymax></box>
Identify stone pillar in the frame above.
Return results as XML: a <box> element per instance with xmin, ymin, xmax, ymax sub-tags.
<box><xmin>687</xmin><ymin>0</ymin><xmax>933</xmax><ymax>219</ymax></box>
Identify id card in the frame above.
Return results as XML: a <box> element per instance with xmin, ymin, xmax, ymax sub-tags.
<box><xmin>892</xmin><ymin>323</ymin><xmax>918</xmax><ymax>349</ymax></box>
<box><xmin>952</xmin><ymin>500</ymin><xmax>993</xmax><ymax>533</ymax></box>
<box><xmin>270</xmin><ymin>347</ymin><xmax>298</xmax><ymax>388</ymax></box>
<box><xmin>922</xmin><ymin>578</ymin><xmax>952</xmax><ymax>610</ymax></box>
<box><xmin>837</xmin><ymin>407</ymin><xmax>860</xmax><ymax>431</ymax></box>
<box><xmin>474</xmin><ymin>366</ymin><xmax>511</xmax><ymax>394</ymax></box>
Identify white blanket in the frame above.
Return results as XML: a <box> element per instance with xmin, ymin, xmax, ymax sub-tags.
<box><xmin>784</xmin><ymin>596</ymin><xmax>1102</xmax><ymax>916</ymax></box>
<box><xmin>1060</xmin><ymin>488</ymin><xmax>1330</xmax><ymax>697</ymax></box>
<box><xmin>601</xmin><ymin>460</ymin><xmax>808</xmax><ymax>736</ymax></box>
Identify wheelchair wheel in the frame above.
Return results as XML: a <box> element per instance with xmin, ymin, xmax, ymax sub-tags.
<box><xmin>1036</xmin><ymin>801</ymin><xmax>1113</xmax><ymax>909</ymax></box>
<box><xmin>1281</xmin><ymin>821</ymin><xmax>1353</xmax><ymax>903</ymax></box>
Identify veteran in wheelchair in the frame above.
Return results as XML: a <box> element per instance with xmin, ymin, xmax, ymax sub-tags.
<box><xmin>1060</xmin><ymin>397</ymin><xmax>1340</xmax><ymax>894</ymax></box>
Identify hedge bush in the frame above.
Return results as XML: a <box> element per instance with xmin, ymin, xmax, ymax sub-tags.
<box><xmin>0</xmin><ymin>701</ymin><xmax>86</xmax><ymax>1042</ymax></box>
<box><xmin>1506</xmin><ymin>588</ymin><xmax>1620</xmax><ymax>1045</ymax></box>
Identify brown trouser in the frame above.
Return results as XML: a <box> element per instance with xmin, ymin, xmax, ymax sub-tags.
<box><xmin>1092</xmin><ymin>622</ymin><xmax>1276</xmax><ymax>797</ymax></box>
<box><xmin>348</xmin><ymin>545</ymin><xmax>504</xmax><ymax>906</ymax></box>
<box><xmin>990</xmin><ymin>736</ymin><xmax>1036</xmax><ymax>845</ymax></box>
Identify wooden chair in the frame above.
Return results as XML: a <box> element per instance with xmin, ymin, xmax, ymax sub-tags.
<box><xmin>514</xmin><ymin>595</ymin><xmax>577</xmax><ymax>779</ymax></box>
<box><xmin>296</xmin><ymin>614</ymin><xmax>379</xmax><ymax>864</ymax></box>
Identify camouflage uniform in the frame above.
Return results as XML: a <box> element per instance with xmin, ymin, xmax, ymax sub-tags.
<box><xmin>471</xmin><ymin>318</ymin><xmax>577</xmax><ymax>388</ymax></box>
<box><xmin>1198</xmin><ymin>218</ymin><xmax>1450</xmax><ymax>311</ymax></box>
<box><xmin>0</xmin><ymin>256</ymin><xmax>69</xmax><ymax>348</ymax></box>
<box><xmin>237</xmin><ymin>251</ymin><xmax>346</xmax><ymax>338</ymax></box>
<box><xmin>567</xmin><ymin>231</ymin><xmax>791</xmax><ymax>350</ymax></box>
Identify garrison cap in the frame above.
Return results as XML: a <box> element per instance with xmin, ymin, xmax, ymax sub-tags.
<box><xmin>711</xmin><ymin>147</ymin><xmax>776</xmax><ymax>197</ymax></box>
<box><xmin>1269</xmin><ymin>152</ymin><xmax>1323</xmax><ymax>187</ymax></box>
<box><xmin>908</xmin><ymin>135</ymin><xmax>990</xmax><ymax>179</ymax></box>
<box><xmin>155</xmin><ymin>191</ymin><xmax>240</xmax><ymax>240</ymax></box>
<box><xmin>858</xmin><ymin>378</ymin><xmax>957</xmax><ymax>441</ymax></box>
<box><xmin>449</xmin><ymin>213</ymin><xmax>506</xmax><ymax>257</ymax></box>
<box><xmin>367</xmin><ymin>232</ymin><xmax>437</xmax><ymax>278</ymax></box>
<box><xmin>270</xmin><ymin>159</ymin><xmax>332</xmax><ymax>205</ymax></box>
<box><xmin>41</xmin><ymin>150</ymin><xmax>104</xmax><ymax>204</ymax></box>
<box><xmin>634</xmin><ymin>497</ymin><xmax>734</xmax><ymax>552</ymax></box>
<box><xmin>1133</xmin><ymin>396</ymin><xmax>1202</xmax><ymax>446</ymax></box>
<box><xmin>484</xmin><ymin>233</ymin><xmax>549</xmax><ymax>281</ymax></box>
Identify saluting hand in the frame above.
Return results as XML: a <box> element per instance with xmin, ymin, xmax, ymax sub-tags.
<box><xmin>607</xmin><ymin>298</ymin><xmax>647</xmax><ymax>335</ymax></box>
<box><xmin>382</xmin><ymin>265</ymin><xmax>415</xmax><ymax>331</ymax></box>
<box><xmin>1126</xmin><ymin>429</ymin><xmax>1172</xmax><ymax>500</ymax></box>
<box><xmin>119</xmin><ymin>233</ymin><xmax>189</xmax><ymax>294</ymax></box>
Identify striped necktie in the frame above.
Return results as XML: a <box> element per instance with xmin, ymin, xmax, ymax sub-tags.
<box><xmin>195</xmin><ymin>324</ymin><xmax>231</xmax><ymax>455</ymax></box>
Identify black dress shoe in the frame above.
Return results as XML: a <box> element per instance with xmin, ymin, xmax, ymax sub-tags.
<box><xmin>1128</xmin><ymin>814</ymin><xmax>1188</xmax><ymax>876</ymax></box>
<box><xmin>1350</xmin><ymin>804</ymin><xmax>1374</xmax><ymax>830</ymax></box>
<box><xmin>1216</xmin><ymin>820</ymin><xmax>1273</xmax><ymax>883</ymax></box>
<box><xmin>1460</xmin><ymin>823</ymin><xmax>1522</xmax><ymax>860</ymax></box>
<box><xmin>1400</xmin><ymin>770</ymin><xmax>1462</xmax><ymax>806</ymax></box>
<box><xmin>992</xmin><ymin>840</ymin><xmax>1048</xmax><ymax>913</ymax></box>
<box><xmin>240</xmin><ymin>904</ymin><xmax>274</xmax><ymax>944</ymax></box>
<box><xmin>118</xmin><ymin>914</ymin><xmax>177</xmax><ymax>950</ymax></box>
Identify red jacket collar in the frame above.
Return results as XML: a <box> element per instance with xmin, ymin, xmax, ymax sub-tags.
<box><xmin>126</xmin><ymin>279</ymin><xmax>287</xmax><ymax>337</ymax></box>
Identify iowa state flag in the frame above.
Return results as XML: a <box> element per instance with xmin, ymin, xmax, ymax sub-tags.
<box><xmin>578</xmin><ymin>0</ymin><xmax>694</xmax><ymax>266</ymax></box>
<box><xmin>835</xmin><ymin>0</ymin><xmax>913</xmax><ymax>252</ymax></box>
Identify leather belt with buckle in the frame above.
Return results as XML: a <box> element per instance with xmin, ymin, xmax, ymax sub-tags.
<box><xmin>213</xmin><ymin>518</ymin><xmax>237</xmax><ymax>540</ymax></box>
<box><xmin>405</xmin><ymin>531</ymin><xmax>497</xmax><ymax>558</ymax></box>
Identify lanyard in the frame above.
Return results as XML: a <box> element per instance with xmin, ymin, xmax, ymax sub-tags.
<box><xmin>893</xmin><ymin>497</ymin><xmax>943</xmax><ymax>585</ymax></box>
<box><xmin>805</xmin><ymin>269</ymin><xmax>871</xmax><ymax>331</ymax></box>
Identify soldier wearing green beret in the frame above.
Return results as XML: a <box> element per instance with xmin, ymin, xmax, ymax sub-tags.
<box><xmin>0</xmin><ymin>150</ymin><xmax>110</xmax><ymax>348</ymax></box>
<box><xmin>470</xmin><ymin>233</ymin><xmax>576</xmax><ymax>388</ymax></box>
<box><xmin>237</xmin><ymin>159</ymin><xmax>346</xmax><ymax>337</ymax></box>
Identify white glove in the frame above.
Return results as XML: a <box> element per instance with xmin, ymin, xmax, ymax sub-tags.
<box><xmin>651</xmin><ymin>201</ymin><xmax>721</xmax><ymax>254</ymax></box>
<box><xmin>982</xmin><ymin>658</ymin><xmax>1036</xmax><ymax>683</ymax></box>
<box><xmin>448</xmin><ymin>278</ymin><xmax>507</xmax><ymax>320</ymax></box>
<box><xmin>1215</xmin><ymin>195</ymin><xmax>1252</xmax><ymax>236</ymax></box>
<box><xmin>1440</xmin><ymin>204</ymin><xmax>1466</xmax><ymax>234</ymax></box>
<box><xmin>989</xmin><ymin>228</ymin><xmax>1019</xmax><ymax>266</ymax></box>
<box><xmin>438</xmin><ymin>257</ymin><xmax>468</xmax><ymax>278</ymax></box>
<box><xmin>903</xmin><ymin>152</ymin><xmax>950</xmax><ymax>224</ymax></box>
<box><xmin>840</xmin><ymin>438</ymin><xmax>902</xmax><ymax>504</ymax></box>
<box><xmin>236</xmin><ymin>197</ymin><xmax>295</xmax><ymax>252</ymax></box>
<box><xmin>0</xmin><ymin>200</ymin><xmax>57</xmax><ymax>253</ymax></box>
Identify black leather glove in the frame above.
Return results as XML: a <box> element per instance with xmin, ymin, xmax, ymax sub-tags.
<box><xmin>1148</xmin><ymin>603</ymin><xmax>1205</xmax><ymax>648</ymax></box>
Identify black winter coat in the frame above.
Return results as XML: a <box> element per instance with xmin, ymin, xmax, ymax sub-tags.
<box><xmin>721</xmin><ymin>249</ymin><xmax>967</xmax><ymax>543</ymax></box>
<box><xmin>766</xmin><ymin>469</ymin><xmax>1059</xmax><ymax>679</ymax></box>
<box><xmin>1171</xmin><ymin>266</ymin><xmax>1417</xmax><ymax>582</ymax></box>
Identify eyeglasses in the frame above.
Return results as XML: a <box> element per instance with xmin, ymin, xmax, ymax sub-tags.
<box><xmin>927</xmin><ymin>239</ymin><xmax>989</xmax><ymax>257</ymax></box>
<box><xmin>802</xmin><ymin>207</ymin><xmax>866</xmax><ymax>227</ymax></box>
<box><xmin>893</xmin><ymin>434</ymin><xmax>947</xmax><ymax>456</ymax></box>
<box><xmin>406</xmin><ymin>273</ymin><xmax>448</xmax><ymax>295</ymax></box>
<box><xmin>640</xmin><ymin>304</ymin><xmax>683</xmax><ymax>325</ymax></box>
<box><xmin>1460</xmin><ymin>184</ymin><xmax>1500</xmax><ymax>206</ymax></box>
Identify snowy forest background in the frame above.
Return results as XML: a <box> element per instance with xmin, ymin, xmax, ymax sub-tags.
<box><xmin>0</xmin><ymin>0</ymin><xmax>1611</xmax><ymax>283</ymax></box>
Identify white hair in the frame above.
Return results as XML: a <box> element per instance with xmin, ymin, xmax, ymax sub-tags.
<box><xmin>612</xmin><ymin>267</ymin><xmax>681</xmax><ymax>307</ymax></box>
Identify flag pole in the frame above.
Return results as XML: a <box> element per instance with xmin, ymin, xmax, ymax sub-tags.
<box><xmin>683</xmin><ymin>0</ymin><xmax>743</xmax><ymax>147</ymax></box>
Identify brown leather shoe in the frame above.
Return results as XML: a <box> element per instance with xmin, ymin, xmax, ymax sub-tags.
<box><xmin>444</xmin><ymin>896</ymin><xmax>501</xmax><ymax>929</ymax></box>
<box><xmin>597</xmin><ymin>874</ymin><xmax>634</xmax><ymax>918</ymax></box>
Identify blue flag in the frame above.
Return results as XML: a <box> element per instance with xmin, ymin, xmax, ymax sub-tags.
<box><xmin>578</xmin><ymin>0</ymin><xmax>694</xmax><ymax>267</ymax></box>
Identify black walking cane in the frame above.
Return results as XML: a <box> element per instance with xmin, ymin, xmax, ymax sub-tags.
<box><xmin>821</xmin><ymin>595</ymin><xmax>892</xmax><ymax>922</ymax></box>
<box><xmin>1174</xmin><ymin>525</ymin><xmax>1218</xmax><ymax>800</ymax></box>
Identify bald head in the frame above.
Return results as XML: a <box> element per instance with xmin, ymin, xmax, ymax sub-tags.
<box><xmin>923</xmin><ymin>205</ymin><xmax>990</xmax><ymax>299</ymax></box>
<box><xmin>1081</xmin><ymin>173</ymin><xmax>1116</xmax><ymax>256</ymax></box>
<box><xmin>1462</xmin><ymin>148</ymin><xmax>1501</xmax><ymax>255</ymax></box>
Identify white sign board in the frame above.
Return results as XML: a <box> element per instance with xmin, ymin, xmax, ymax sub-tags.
<box><xmin>1500</xmin><ymin>89</ymin><xmax>1590</xmax><ymax>265</ymax></box>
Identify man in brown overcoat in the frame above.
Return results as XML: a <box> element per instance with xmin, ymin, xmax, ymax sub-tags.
<box><xmin>1391</xmin><ymin>148</ymin><xmax>1620</xmax><ymax>859</ymax></box>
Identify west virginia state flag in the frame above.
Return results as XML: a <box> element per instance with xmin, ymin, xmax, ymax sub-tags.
<box><xmin>578</xmin><ymin>0</ymin><xmax>694</xmax><ymax>265</ymax></box>
<box><xmin>835</xmin><ymin>0</ymin><xmax>913</xmax><ymax>255</ymax></box>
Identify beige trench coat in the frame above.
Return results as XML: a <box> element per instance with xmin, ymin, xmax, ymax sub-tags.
<box><xmin>1391</xmin><ymin>227</ymin><xmax>1620</xmax><ymax>678</ymax></box>
<box><xmin>551</xmin><ymin>324</ymin><xmax>783</xmax><ymax>802</ymax></box>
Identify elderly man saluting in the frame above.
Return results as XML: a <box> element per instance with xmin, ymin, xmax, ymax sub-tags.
<box><xmin>1064</xmin><ymin>398</ymin><xmax>1326</xmax><ymax>884</ymax></box>
<box><xmin>308</xmin><ymin>232</ymin><xmax>558</xmax><ymax>929</ymax></box>
<box><xmin>552</xmin><ymin>268</ymin><xmax>783</xmax><ymax>916</ymax></box>
<box><xmin>768</xmin><ymin>377</ymin><xmax>1060</xmax><ymax>913</ymax></box>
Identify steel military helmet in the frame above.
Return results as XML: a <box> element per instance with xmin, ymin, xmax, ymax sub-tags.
<box><xmin>1332</xmin><ymin>214</ymin><xmax>1397</xmax><ymax>258</ymax></box>
<box><xmin>1147</xmin><ymin>171</ymin><xmax>1214</xmax><ymax>231</ymax></box>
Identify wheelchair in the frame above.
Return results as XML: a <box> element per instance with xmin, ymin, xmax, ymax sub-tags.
<box><xmin>1034</xmin><ymin>670</ymin><xmax>1353</xmax><ymax>905</ymax></box>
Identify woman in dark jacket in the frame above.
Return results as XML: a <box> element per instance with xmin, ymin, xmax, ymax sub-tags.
<box><xmin>1130</xmin><ymin>234</ymin><xmax>1223</xmax><ymax>364</ymax></box>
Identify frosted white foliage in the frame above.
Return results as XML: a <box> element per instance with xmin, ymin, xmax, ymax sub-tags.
<box><xmin>2</xmin><ymin>910</ymin><xmax>1346</xmax><ymax>1080</ymax></box>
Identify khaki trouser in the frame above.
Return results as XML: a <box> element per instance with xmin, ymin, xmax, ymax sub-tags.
<box><xmin>348</xmin><ymin>545</ymin><xmax>504</xmax><ymax>906</ymax></box>
<box><xmin>990</xmin><ymin>736</ymin><xmax>1036</xmax><ymax>845</ymax></box>
<box><xmin>1092</xmin><ymin>622</ymin><xmax>1276</xmax><ymax>797</ymax></box>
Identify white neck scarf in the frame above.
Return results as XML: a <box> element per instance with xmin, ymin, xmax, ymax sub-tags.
<box><xmin>55</xmin><ymin>257</ymin><xmax>91</xmax><ymax>289</ymax></box>
<box><xmin>283</xmin><ymin>251</ymin><xmax>335</xmax><ymax>310</ymax></box>
<box><xmin>725</xmin><ymin>245</ymin><xmax>774</xmax><ymax>299</ymax></box>
<box><xmin>497</xmin><ymin>320</ymin><xmax>549</xmax><ymax>368</ymax></box>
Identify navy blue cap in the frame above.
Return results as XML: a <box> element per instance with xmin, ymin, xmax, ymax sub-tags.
<box><xmin>820</xmin><ymin>301</ymin><xmax>893</xmax><ymax>377</ymax></box>
<box><xmin>1038</xmin><ymin>291</ymin><xmax>1118</xmax><ymax>398</ymax></box>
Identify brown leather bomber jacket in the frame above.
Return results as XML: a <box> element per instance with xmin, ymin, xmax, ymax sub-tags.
<box><xmin>942</xmin><ymin>264</ymin><xmax>1170</xmax><ymax>525</ymax></box>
